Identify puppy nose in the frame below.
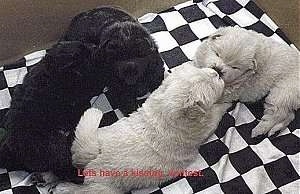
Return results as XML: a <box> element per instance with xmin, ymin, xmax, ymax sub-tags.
<box><xmin>212</xmin><ymin>66</ymin><xmax>223</xmax><ymax>77</ymax></box>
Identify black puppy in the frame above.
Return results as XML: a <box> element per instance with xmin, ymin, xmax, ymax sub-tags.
<box><xmin>0</xmin><ymin>7</ymin><xmax>164</xmax><ymax>183</ymax></box>
<box><xmin>0</xmin><ymin>41</ymin><xmax>101</xmax><ymax>183</ymax></box>
<box><xmin>61</xmin><ymin>6</ymin><xmax>165</xmax><ymax>114</ymax></box>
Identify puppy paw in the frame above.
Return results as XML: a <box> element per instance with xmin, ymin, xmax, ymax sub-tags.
<box><xmin>252</xmin><ymin>111</ymin><xmax>295</xmax><ymax>138</ymax></box>
<box><xmin>251</xmin><ymin>121</ymin><xmax>271</xmax><ymax>138</ymax></box>
<box><xmin>267</xmin><ymin>120</ymin><xmax>292</xmax><ymax>137</ymax></box>
<box><xmin>77</xmin><ymin>108</ymin><xmax>103</xmax><ymax>130</ymax></box>
<box><xmin>30</xmin><ymin>172</ymin><xmax>45</xmax><ymax>186</ymax></box>
<box><xmin>83</xmin><ymin>108</ymin><xmax>103</xmax><ymax>121</ymax></box>
<box><xmin>48</xmin><ymin>182</ymin><xmax>74</xmax><ymax>194</ymax></box>
<box><xmin>30</xmin><ymin>172</ymin><xmax>58</xmax><ymax>187</ymax></box>
<box><xmin>251</xmin><ymin>120</ymin><xmax>283</xmax><ymax>138</ymax></box>
<box><xmin>251</xmin><ymin>128</ymin><xmax>265</xmax><ymax>138</ymax></box>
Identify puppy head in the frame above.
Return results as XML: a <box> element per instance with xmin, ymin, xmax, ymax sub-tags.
<box><xmin>156</xmin><ymin>63</ymin><xmax>224</xmax><ymax>113</ymax></box>
<box><xmin>61</xmin><ymin>7</ymin><xmax>136</xmax><ymax>44</ymax></box>
<box><xmin>93</xmin><ymin>21</ymin><xmax>165</xmax><ymax>97</ymax></box>
<box><xmin>194</xmin><ymin>26</ymin><xmax>258</xmax><ymax>85</ymax></box>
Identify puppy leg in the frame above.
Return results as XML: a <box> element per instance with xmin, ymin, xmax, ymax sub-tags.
<box><xmin>48</xmin><ymin>108</ymin><xmax>103</xmax><ymax>183</ymax></box>
<box><xmin>251</xmin><ymin>87</ymin><xmax>298</xmax><ymax>137</ymax></box>
<box><xmin>252</xmin><ymin>110</ymin><xmax>295</xmax><ymax>137</ymax></box>
<box><xmin>51</xmin><ymin>182</ymin><xmax>122</xmax><ymax>194</ymax></box>
<box><xmin>72</xmin><ymin>108</ymin><xmax>103</xmax><ymax>168</ymax></box>
<box><xmin>6</xmin><ymin>130</ymin><xmax>52</xmax><ymax>172</ymax></box>
<box><xmin>267</xmin><ymin>111</ymin><xmax>295</xmax><ymax>136</ymax></box>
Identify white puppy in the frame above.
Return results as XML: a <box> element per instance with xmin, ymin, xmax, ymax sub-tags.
<box><xmin>193</xmin><ymin>26</ymin><xmax>300</xmax><ymax>137</ymax></box>
<box><xmin>52</xmin><ymin>63</ymin><xmax>229</xmax><ymax>194</ymax></box>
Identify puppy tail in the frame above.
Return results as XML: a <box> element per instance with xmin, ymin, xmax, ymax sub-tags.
<box><xmin>72</xmin><ymin>108</ymin><xmax>103</xmax><ymax>168</ymax></box>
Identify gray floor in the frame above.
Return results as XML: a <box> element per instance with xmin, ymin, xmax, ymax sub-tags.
<box><xmin>0</xmin><ymin>0</ymin><xmax>298</xmax><ymax>65</ymax></box>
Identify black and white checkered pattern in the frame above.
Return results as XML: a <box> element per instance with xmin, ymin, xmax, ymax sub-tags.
<box><xmin>0</xmin><ymin>0</ymin><xmax>299</xmax><ymax>193</ymax></box>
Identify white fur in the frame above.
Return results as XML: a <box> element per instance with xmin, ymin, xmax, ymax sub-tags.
<box><xmin>193</xmin><ymin>26</ymin><xmax>300</xmax><ymax>137</ymax></box>
<box><xmin>72</xmin><ymin>108</ymin><xmax>103</xmax><ymax>167</ymax></box>
<box><xmin>52</xmin><ymin>63</ymin><xmax>230</xmax><ymax>194</ymax></box>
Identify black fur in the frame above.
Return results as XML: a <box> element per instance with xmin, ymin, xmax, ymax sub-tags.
<box><xmin>0</xmin><ymin>41</ymin><xmax>100</xmax><ymax>183</ymax></box>
<box><xmin>62</xmin><ymin>7</ymin><xmax>165</xmax><ymax>113</ymax></box>
<box><xmin>0</xmin><ymin>7</ymin><xmax>164</xmax><ymax>182</ymax></box>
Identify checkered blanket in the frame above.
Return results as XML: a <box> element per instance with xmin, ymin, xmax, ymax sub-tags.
<box><xmin>0</xmin><ymin>0</ymin><xmax>299</xmax><ymax>193</ymax></box>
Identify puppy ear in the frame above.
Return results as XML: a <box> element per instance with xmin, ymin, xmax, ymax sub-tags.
<box><xmin>91</xmin><ymin>40</ymin><xmax>120</xmax><ymax>65</ymax></box>
<box><xmin>184</xmin><ymin>84</ymin><xmax>213</xmax><ymax>114</ymax></box>
<box><xmin>144</xmin><ymin>53</ymin><xmax>165</xmax><ymax>92</ymax></box>
<box><xmin>118</xmin><ymin>62</ymin><xmax>140</xmax><ymax>85</ymax></box>
<box><xmin>184</xmin><ymin>94</ymin><xmax>207</xmax><ymax>114</ymax></box>
<box><xmin>45</xmin><ymin>41</ymin><xmax>91</xmax><ymax>73</ymax></box>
